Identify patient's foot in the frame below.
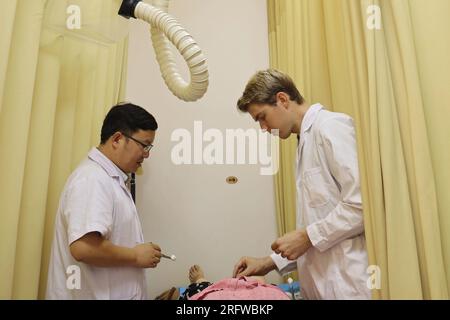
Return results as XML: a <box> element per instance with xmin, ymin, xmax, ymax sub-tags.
<box><xmin>189</xmin><ymin>265</ymin><xmax>208</xmax><ymax>284</ymax></box>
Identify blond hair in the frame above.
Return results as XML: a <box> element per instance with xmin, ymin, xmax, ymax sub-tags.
<box><xmin>237</xmin><ymin>69</ymin><xmax>304</xmax><ymax>112</ymax></box>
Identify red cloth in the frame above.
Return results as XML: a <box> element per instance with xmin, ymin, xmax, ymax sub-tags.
<box><xmin>189</xmin><ymin>277</ymin><xmax>290</xmax><ymax>300</ymax></box>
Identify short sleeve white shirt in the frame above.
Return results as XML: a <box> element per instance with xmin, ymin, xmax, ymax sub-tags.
<box><xmin>46</xmin><ymin>148</ymin><xmax>147</xmax><ymax>299</ymax></box>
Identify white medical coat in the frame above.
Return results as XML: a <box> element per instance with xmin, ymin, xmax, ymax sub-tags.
<box><xmin>46</xmin><ymin>148</ymin><xmax>147</xmax><ymax>299</ymax></box>
<box><xmin>271</xmin><ymin>104</ymin><xmax>370</xmax><ymax>299</ymax></box>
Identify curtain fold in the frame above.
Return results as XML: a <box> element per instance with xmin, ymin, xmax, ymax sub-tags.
<box><xmin>268</xmin><ymin>0</ymin><xmax>450</xmax><ymax>299</ymax></box>
<box><xmin>0</xmin><ymin>0</ymin><xmax>130</xmax><ymax>299</ymax></box>
<box><xmin>0</xmin><ymin>0</ymin><xmax>18</xmax><ymax>115</ymax></box>
<box><xmin>12</xmin><ymin>33</ymin><xmax>62</xmax><ymax>298</ymax></box>
<box><xmin>0</xmin><ymin>0</ymin><xmax>47</xmax><ymax>299</ymax></box>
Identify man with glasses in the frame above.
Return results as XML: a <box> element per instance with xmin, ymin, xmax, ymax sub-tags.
<box><xmin>47</xmin><ymin>103</ymin><xmax>160</xmax><ymax>299</ymax></box>
<box><xmin>122</xmin><ymin>132</ymin><xmax>153</xmax><ymax>153</ymax></box>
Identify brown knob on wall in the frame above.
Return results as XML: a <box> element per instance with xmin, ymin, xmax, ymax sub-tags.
<box><xmin>226</xmin><ymin>176</ymin><xmax>238</xmax><ymax>184</ymax></box>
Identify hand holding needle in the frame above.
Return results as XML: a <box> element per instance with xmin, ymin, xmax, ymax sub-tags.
<box><xmin>149</xmin><ymin>242</ymin><xmax>176</xmax><ymax>261</ymax></box>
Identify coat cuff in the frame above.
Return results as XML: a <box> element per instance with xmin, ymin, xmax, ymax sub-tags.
<box><xmin>306</xmin><ymin>223</ymin><xmax>329</xmax><ymax>252</ymax></box>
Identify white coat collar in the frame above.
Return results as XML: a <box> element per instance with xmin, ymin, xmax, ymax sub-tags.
<box><xmin>88</xmin><ymin>147</ymin><xmax>129</xmax><ymax>184</ymax></box>
<box><xmin>298</xmin><ymin>103</ymin><xmax>323</xmax><ymax>147</ymax></box>
<box><xmin>301</xmin><ymin>103</ymin><xmax>324</xmax><ymax>134</ymax></box>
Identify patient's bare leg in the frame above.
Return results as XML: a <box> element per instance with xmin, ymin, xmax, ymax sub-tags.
<box><xmin>189</xmin><ymin>265</ymin><xmax>208</xmax><ymax>284</ymax></box>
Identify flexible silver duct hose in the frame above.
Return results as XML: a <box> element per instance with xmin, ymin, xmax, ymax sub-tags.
<box><xmin>134</xmin><ymin>0</ymin><xmax>209</xmax><ymax>102</ymax></box>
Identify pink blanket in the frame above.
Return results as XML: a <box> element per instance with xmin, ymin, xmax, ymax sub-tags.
<box><xmin>189</xmin><ymin>277</ymin><xmax>290</xmax><ymax>300</ymax></box>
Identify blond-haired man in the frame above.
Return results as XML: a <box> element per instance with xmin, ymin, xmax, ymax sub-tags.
<box><xmin>233</xmin><ymin>69</ymin><xmax>370</xmax><ymax>300</ymax></box>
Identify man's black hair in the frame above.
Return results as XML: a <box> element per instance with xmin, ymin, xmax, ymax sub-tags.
<box><xmin>100</xmin><ymin>103</ymin><xmax>158</xmax><ymax>144</ymax></box>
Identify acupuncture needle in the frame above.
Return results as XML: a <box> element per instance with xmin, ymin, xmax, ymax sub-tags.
<box><xmin>161</xmin><ymin>253</ymin><xmax>176</xmax><ymax>261</ymax></box>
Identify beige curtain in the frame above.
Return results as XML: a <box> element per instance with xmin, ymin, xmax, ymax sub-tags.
<box><xmin>268</xmin><ymin>0</ymin><xmax>450</xmax><ymax>299</ymax></box>
<box><xmin>0</xmin><ymin>0</ymin><xmax>129</xmax><ymax>299</ymax></box>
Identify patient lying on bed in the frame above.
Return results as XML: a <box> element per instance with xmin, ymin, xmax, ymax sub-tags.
<box><xmin>155</xmin><ymin>265</ymin><xmax>289</xmax><ymax>300</ymax></box>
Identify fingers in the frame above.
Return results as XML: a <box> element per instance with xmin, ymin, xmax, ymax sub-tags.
<box><xmin>234</xmin><ymin>266</ymin><xmax>245</xmax><ymax>278</ymax></box>
<box><xmin>271</xmin><ymin>240</ymin><xmax>281</xmax><ymax>255</ymax></box>
<box><xmin>233</xmin><ymin>260</ymin><xmax>245</xmax><ymax>278</ymax></box>
<box><xmin>151</xmin><ymin>256</ymin><xmax>161</xmax><ymax>268</ymax></box>
<box><xmin>147</xmin><ymin>243</ymin><xmax>162</xmax><ymax>266</ymax></box>
<box><xmin>275</xmin><ymin>248</ymin><xmax>294</xmax><ymax>260</ymax></box>
<box><xmin>233</xmin><ymin>257</ymin><xmax>255</xmax><ymax>278</ymax></box>
<box><xmin>277</xmin><ymin>248</ymin><xmax>288</xmax><ymax>258</ymax></box>
<box><xmin>148</xmin><ymin>242</ymin><xmax>162</xmax><ymax>258</ymax></box>
<box><xmin>235</xmin><ymin>267</ymin><xmax>250</xmax><ymax>278</ymax></box>
<box><xmin>272</xmin><ymin>238</ymin><xmax>290</xmax><ymax>257</ymax></box>
<box><xmin>271</xmin><ymin>242</ymin><xmax>277</xmax><ymax>251</ymax></box>
<box><xmin>150</xmin><ymin>243</ymin><xmax>161</xmax><ymax>251</ymax></box>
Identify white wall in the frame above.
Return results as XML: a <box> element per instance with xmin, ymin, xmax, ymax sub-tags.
<box><xmin>126</xmin><ymin>0</ymin><xmax>281</xmax><ymax>299</ymax></box>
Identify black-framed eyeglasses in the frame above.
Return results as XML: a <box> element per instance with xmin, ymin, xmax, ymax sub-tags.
<box><xmin>122</xmin><ymin>132</ymin><xmax>153</xmax><ymax>152</ymax></box>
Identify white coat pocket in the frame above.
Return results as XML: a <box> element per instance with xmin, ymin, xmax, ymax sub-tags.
<box><xmin>303</xmin><ymin>167</ymin><xmax>330</xmax><ymax>208</ymax></box>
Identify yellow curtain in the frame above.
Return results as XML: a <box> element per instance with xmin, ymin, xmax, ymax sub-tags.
<box><xmin>0</xmin><ymin>0</ymin><xmax>129</xmax><ymax>299</ymax></box>
<box><xmin>268</xmin><ymin>0</ymin><xmax>450</xmax><ymax>299</ymax></box>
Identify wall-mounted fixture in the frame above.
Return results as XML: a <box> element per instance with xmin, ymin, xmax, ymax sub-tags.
<box><xmin>118</xmin><ymin>0</ymin><xmax>209</xmax><ymax>102</ymax></box>
<box><xmin>226</xmin><ymin>176</ymin><xmax>238</xmax><ymax>185</ymax></box>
